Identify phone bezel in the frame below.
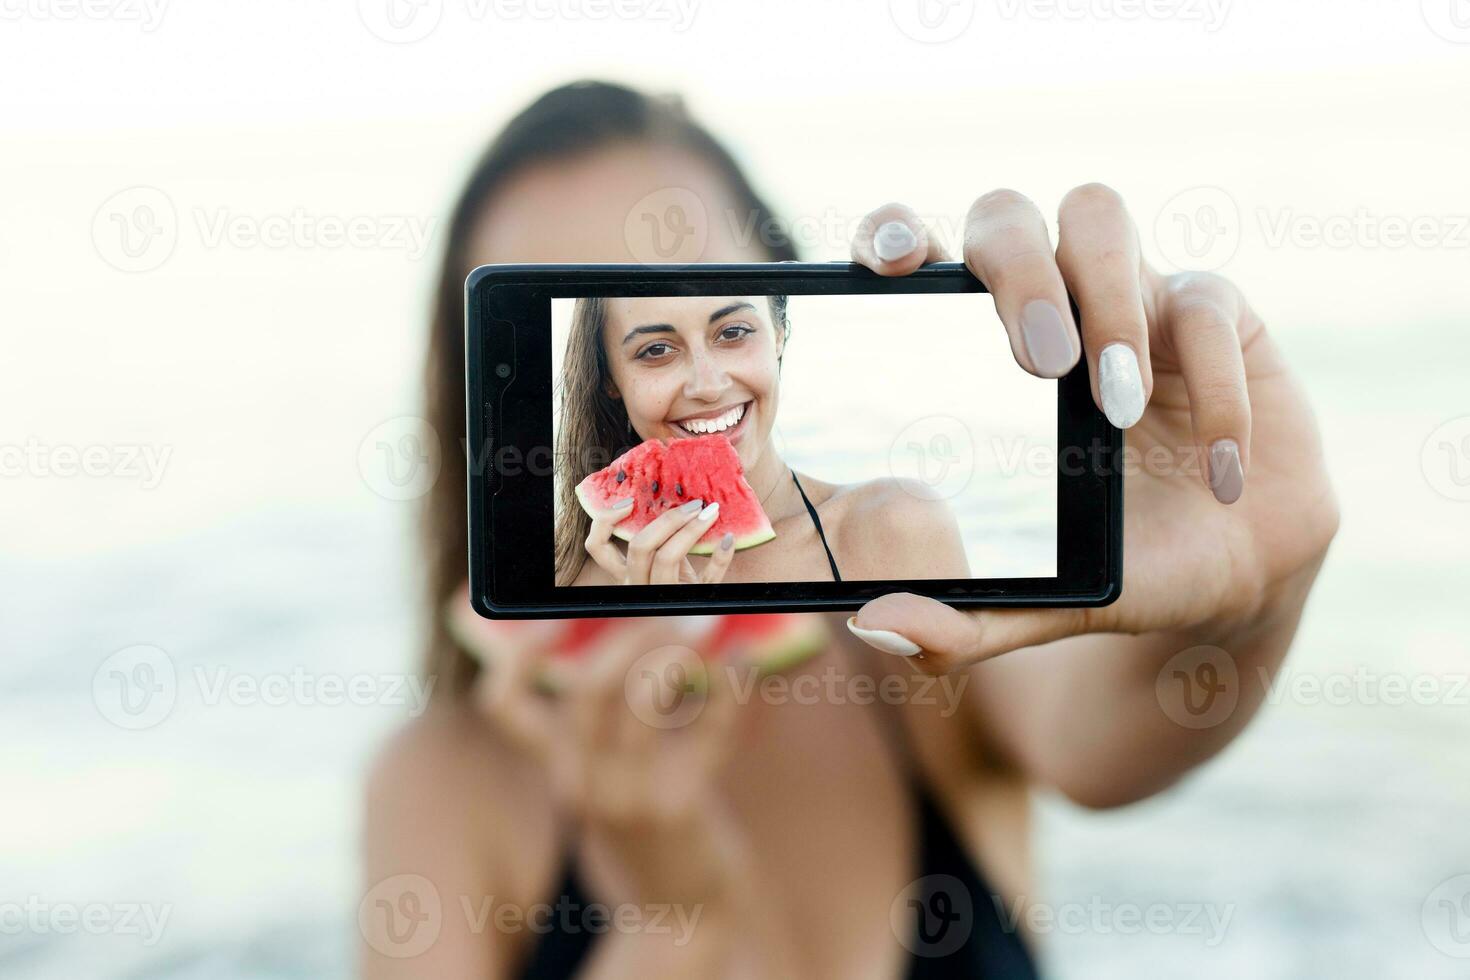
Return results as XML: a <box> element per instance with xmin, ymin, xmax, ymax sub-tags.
<box><xmin>466</xmin><ymin>261</ymin><xmax>1122</xmax><ymax>619</ymax></box>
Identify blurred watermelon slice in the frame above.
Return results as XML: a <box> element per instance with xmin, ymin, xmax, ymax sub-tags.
<box><xmin>447</xmin><ymin>590</ymin><xmax>829</xmax><ymax>694</ymax></box>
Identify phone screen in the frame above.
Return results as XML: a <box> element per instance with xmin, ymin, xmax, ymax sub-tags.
<box><xmin>549</xmin><ymin>292</ymin><xmax>1058</xmax><ymax>586</ymax></box>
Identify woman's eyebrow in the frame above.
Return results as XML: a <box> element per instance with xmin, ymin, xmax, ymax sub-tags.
<box><xmin>619</xmin><ymin>302</ymin><xmax>758</xmax><ymax>345</ymax></box>
<box><xmin>620</xmin><ymin>323</ymin><xmax>674</xmax><ymax>345</ymax></box>
<box><xmin>706</xmin><ymin>301</ymin><xmax>756</xmax><ymax>322</ymax></box>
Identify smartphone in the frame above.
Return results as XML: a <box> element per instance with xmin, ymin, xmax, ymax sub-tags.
<box><xmin>465</xmin><ymin>261</ymin><xmax>1121</xmax><ymax>619</ymax></box>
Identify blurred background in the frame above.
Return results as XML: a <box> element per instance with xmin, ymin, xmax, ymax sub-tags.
<box><xmin>3</xmin><ymin>1</ymin><xmax>1469</xmax><ymax>976</ymax></box>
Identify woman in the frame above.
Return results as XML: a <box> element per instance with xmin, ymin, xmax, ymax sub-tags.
<box><xmin>363</xmin><ymin>80</ymin><xmax>1339</xmax><ymax>978</ymax></box>
<box><xmin>556</xmin><ymin>292</ymin><xmax>919</xmax><ymax>587</ymax></box>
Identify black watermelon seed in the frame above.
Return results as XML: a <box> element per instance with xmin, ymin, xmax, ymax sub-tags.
<box><xmin>675</xmin><ymin>482</ymin><xmax>683</xmax><ymax>496</ymax></box>
<box><xmin>651</xmin><ymin>480</ymin><xmax>659</xmax><ymax>494</ymax></box>
<box><xmin>615</xmin><ymin>470</ymin><xmax>626</xmax><ymax>483</ymax></box>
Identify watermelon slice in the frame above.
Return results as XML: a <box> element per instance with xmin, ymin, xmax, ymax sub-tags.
<box><xmin>574</xmin><ymin>434</ymin><xmax>775</xmax><ymax>555</ymax></box>
<box><xmin>446</xmin><ymin>589</ymin><xmax>829</xmax><ymax>693</ymax></box>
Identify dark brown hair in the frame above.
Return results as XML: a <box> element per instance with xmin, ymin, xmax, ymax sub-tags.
<box><xmin>422</xmin><ymin>80</ymin><xmax>798</xmax><ymax>697</ymax></box>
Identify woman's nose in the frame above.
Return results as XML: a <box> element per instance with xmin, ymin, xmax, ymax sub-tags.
<box><xmin>683</xmin><ymin>350</ymin><xmax>727</xmax><ymax>398</ymax></box>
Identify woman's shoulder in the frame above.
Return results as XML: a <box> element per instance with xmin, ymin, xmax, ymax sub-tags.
<box><xmin>364</xmin><ymin>700</ymin><xmax>559</xmax><ymax>870</ymax></box>
<box><xmin>825</xmin><ymin>475</ymin><xmax>966</xmax><ymax>576</ymax></box>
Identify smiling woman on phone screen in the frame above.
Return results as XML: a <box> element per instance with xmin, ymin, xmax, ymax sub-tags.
<box><xmin>361</xmin><ymin>80</ymin><xmax>1338</xmax><ymax>979</ymax></box>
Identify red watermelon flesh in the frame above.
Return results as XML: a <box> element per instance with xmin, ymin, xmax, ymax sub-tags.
<box><xmin>574</xmin><ymin>434</ymin><xmax>775</xmax><ymax>555</ymax></box>
<box><xmin>447</xmin><ymin>591</ymin><xmax>829</xmax><ymax>693</ymax></box>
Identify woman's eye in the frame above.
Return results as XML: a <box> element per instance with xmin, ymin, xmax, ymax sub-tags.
<box><xmin>719</xmin><ymin>322</ymin><xmax>754</xmax><ymax>341</ymax></box>
<box><xmin>636</xmin><ymin>342</ymin><xmax>672</xmax><ymax>360</ymax></box>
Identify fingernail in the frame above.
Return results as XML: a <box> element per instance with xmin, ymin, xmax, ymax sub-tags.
<box><xmin>845</xmin><ymin>616</ymin><xmax>922</xmax><ymax>657</ymax></box>
<box><xmin>873</xmin><ymin>221</ymin><xmax>917</xmax><ymax>262</ymax></box>
<box><xmin>680</xmin><ymin>498</ymin><xmax>703</xmax><ymax>514</ymax></box>
<box><xmin>1019</xmin><ymin>299</ymin><xmax>1076</xmax><ymax>377</ymax></box>
<box><xmin>720</xmin><ymin>532</ymin><xmax>734</xmax><ymax>551</ymax></box>
<box><xmin>1208</xmin><ymin>439</ymin><xmax>1244</xmax><ymax>504</ymax></box>
<box><xmin>698</xmin><ymin>501</ymin><xmax>720</xmax><ymax>522</ymax></box>
<box><xmin>612</xmin><ymin>496</ymin><xmax>634</xmax><ymax>509</ymax></box>
<box><xmin>1098</xmin><ymin>343</ymin><xmax>1146</xmax><ymax>429</ymax></box>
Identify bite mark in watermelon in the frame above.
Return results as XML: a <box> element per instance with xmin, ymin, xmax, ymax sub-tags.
<box><xmin>574</xmin><ymin>434</ymin><xmax>775</xmax><ymax>555</ymax></box>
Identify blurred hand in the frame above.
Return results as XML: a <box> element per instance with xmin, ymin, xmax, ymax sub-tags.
<box><xmin>845</xmin><ymin>188</ymin><xmax>1339</xmax><ymax>671</ymax></box>
<box><xmin>584</xmin><ymin>496</ymin><xmax>737</xmax><ymax>585</ymax></box>
<box><xmin>449</xmin><ymin>598</ymin><xmax>749</xmax><ymax>907</ymax></box>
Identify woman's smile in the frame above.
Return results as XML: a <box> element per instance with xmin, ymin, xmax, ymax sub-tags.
<box><xmin>668</xmin><ymin>399</ymin><xmax>753</xmax><ymax>444</ymax></box>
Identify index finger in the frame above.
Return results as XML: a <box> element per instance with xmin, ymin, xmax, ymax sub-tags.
<box><xmin>584</xmin><ymin>495</ymin><xmax>634</xmax><ymax>579</ymax></box>
<box><xmin>851</xmin><ymin>203</ymin><xmax>952</xmax><ymax>276</ymax></box>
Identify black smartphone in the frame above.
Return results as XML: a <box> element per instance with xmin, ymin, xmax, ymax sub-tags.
<box><xmin>465</xmin><ymin>261</ymin><xmax>1122</xmax><ymax>619</ymax></box>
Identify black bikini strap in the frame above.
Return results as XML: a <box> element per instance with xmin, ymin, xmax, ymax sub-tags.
<box><xmin>790</xmin><ymin>470</ymin><xmax>841</xmax><ymax>582</ymax></box>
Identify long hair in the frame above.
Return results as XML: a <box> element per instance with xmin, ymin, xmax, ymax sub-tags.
<box><xmin>422</xmin><ymin>80</ymin><xmax>798</xmax><ymax>697</ymax></box>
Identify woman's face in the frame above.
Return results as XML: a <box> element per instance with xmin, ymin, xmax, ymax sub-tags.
<box><xmin>468</xmin><ymin>141</ymin><xmax>783</xmax><ymax>468</ymax></box>
<box><xmin>600</xmin><ymin>296</ymin><xmax>782</xmax><ymax>467</ymax></box>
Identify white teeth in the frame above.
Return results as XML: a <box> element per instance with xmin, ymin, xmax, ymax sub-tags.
<box><xmin>677</xmin><ymin>402</ymin><xmax>745</xmax><ymax>435</ymax></box>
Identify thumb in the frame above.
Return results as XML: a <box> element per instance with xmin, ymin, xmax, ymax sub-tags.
<box><xmin>845</xmin><ymin>592</ymin><xmax>1098</xmax><ymax>674</ymax></box>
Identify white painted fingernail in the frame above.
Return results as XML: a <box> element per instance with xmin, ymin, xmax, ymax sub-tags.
<box><xmin>697</xmin><ymin>501</ymin><xmax>720</xmax><ymax>522</ymax></box>
<box><xmin>1098</xmin><ymin>343</ymin><xmax>1146</xmax><ymax>429</ymax></box>
<box><xmin>720</xmin><ymin>532</ymin><xmax>734</xmax><ymax>550</ymax></box>
<box><xmin>612</xmin><ymin>496</ymin><xmax>634</xmax><ymax>509</ymax></box>
<box><xmin>846</xmin><ymin>616</ymin><xmax>922</xmax><ymax>657</ymax></box>
<box><xmin>679</xmin><ymin>498</ymin><xmax>703</xmax><ymax>514</ymax></box>
<box><xmin>873</xmin><ymin>221</ymin><xmax>917</xmax><ymax>262</ymax></box>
